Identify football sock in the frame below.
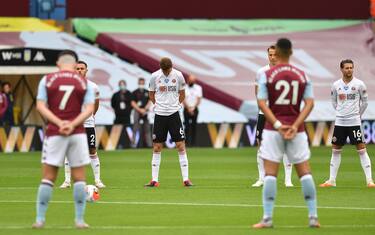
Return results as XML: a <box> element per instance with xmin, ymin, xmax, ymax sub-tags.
<box><xmin>257</xmin><ymin>149</ymin><xmax>265</xmax><ymax>181</ymax></box>
<box><xmin>73</xmin><ymin>181</ymin><xmax>87</xmax><ymax>224</ymax></box>
<box><xmin>36</xmin><ymin>179</ymin><xmax>54</xmax><ymax>223</ymax></box>
<box><xmin>358</xmin><ymin>148</ymin><xmax>373</xmax><ymax>182</ymax></box>
<box><xmin>179</xmin><ymin>151</ymin><xmax>189</xmax><ymax>181</ymax></box>
<box><xmin>64</xmin><ymin>158</ymin><xmax>71</xmax><ymax>183</ymax></box>
<box><xmin>90</xmin><ymin>153</ymin><xmax>101</xmax><ymax>182</ymax></box>
<box><xmin>300</xmin><ymin>174</ymin><xmax>318</xmax><ymax>218</ymax></box>
<box><xmin>329</xmin><ymin>148</ymin><xmax>342</xmax><ymax>182</ymax></box>
<box><xmin>283</xmin><ymin>155</ymin><xmax>293</xmax><ymax>184</ymax></box>
<box><xmin>152</xmin><ymin>152</ymin><xmax>161</xmax><ymax>182</ymax></box>
<box><xmin>263</xmin><ymin>175</ymin><xmax>277</xmax><ymax>219</ymax></box>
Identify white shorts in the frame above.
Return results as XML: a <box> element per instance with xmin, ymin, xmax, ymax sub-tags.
<box><xmin>42</xmin><ymin>133</ymin><xmax>90</xmax><ymax>168</ymax></box>
<box><xmin>259</xmin><ymin>130</ymin><xmax>310</xmax><ymax>164</ymax></box>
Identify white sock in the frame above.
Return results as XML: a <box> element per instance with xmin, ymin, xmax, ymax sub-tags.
<box><xmin>152</xmin><ymin>152</ymin><xmax>161</xmax><ymax>182</ymax></box>
<box><xmin>329</xmin><ymin>149</ymin><xmax>342</xmax><ymax>182</ymax></box>
<box><xmin>90</xmin><ymin>153</ymin><xmax>100</xmax><ymax>182</ymax></box>
<box><xmin>64</xmin><ymin>158</ymin><xmax>71</xmax><ymax>183</ymax></box>
<box><xmin>179</xmin><ymin>151</ymin><xmax>189</xmax><ymax>181</ymax></box>
<box><xmin>257</xmin><ymin>149</ymin><xmax>265</xmax><ymax>181</ymax></box>
<box><xmin>283</xmin><ymin>155</ymin><xmax>293</xmax><ymax>184</ymax></box>
<box><xmin>358</xmin><ymin>148</ymin><xmax>373</xmax><ymax>183</ymax></box>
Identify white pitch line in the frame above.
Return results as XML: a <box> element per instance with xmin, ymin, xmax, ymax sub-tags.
<box><xmin>0</xmin><ymin>200</ymin><xmax>374</xmax><ymax>211</ymax></box>
<box><xmin>1</xmin><ymin>224</ymin><xmax>375</xmax><ymax>230</ymax></box>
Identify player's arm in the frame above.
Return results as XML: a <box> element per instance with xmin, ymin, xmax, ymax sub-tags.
<box><xmin>359</xmin><ymin>82</ymin><xmax>368</xmax><ymax>116</ymax></box>
<box><xmin>290</xmin><ymin>79</ymin><xmax>314</xmax><ymax>134</ymax></box>
<box><xmin>148</xmin><ymin>75</ymin><xmax>156</xmax><ymax>104</ymax></box>
<box><xmin>37</xmin><ymin>100</ymin><xmax>65</xmax><ymax>128</ymax></box>
<box><xmin>331</xmin><ymin>84</ymin><xmax>337</xmax><ymax>109</ymax></box>
<box><xmin>70</xmin><ymin>85</ymin><xmax>95</xmax><ymax>129</ymax></box>
<box><xmin>36</xmin><ymin>77</ymin><xmax>64</xmax><ymax>128</ymax></box>
<box><xmin>94</xmin><ymin>87</ymin><xmax>100</xmax><ymax>115</ymax></box>
<box><xmin>179</xmin><ymin>90</ymin><xmax>185</xmax><ymax>103</ymax></box>
<box><xmin>94</xmin><ymin>98</ymin><xmax>99</xmax><ymax>115</ymax></box>
<box><xmin>149</xmin><ymin>91</ymin><xmax>156</xmax><ymax>104</ymax></box>
<box><xmin>256</xmin><ymin>72</ymin><xmax>287</xmax><ymax>131</ymax></box>
<box><xmin>178</xmin><ymin>73</ymin><xmax>186</xmax><ymax>103</ymax></box>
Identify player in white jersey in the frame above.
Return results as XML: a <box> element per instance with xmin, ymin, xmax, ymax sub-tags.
<box><xmin>252</xmin><ymin>45</ymin><xmax>294</xmax><ymax>187</ymax></box>
<box><xmin>60</xmin><ymin>61</ymin><xmax>106</xmax><ymax>189</ymax></box>
<box><xmin>145</xmin><ymin>57</ymin><xmax>193</xmax><ymax>187</ymax></box>
<box><xmin>320</xmin><ymin>59</ymin><xmax>375</xmax><ymax>188</ymax></box>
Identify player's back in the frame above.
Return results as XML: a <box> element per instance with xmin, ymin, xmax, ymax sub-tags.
<box><xmin>264</xmin><ymin>63</ymin><xmax>309</xmax><ymax>132</ymax></box>
<box><xmin>44</xmin><ymin>70</ymin><xmax>87</xmax><ymax>136</ymax></box>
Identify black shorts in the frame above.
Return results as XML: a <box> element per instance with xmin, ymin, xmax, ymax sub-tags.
<box><xmin>85</xmin><ymin>127</ymin><xmax>96</xmax><ymax>149</ymax></box>
<box><xmin>153</xmin><ymin>112</ymin><xmax>185</xmax><ymax>143</ymax></box>
<box><xmin>332</xmin><ymin>125</ymin><xmax>364</xmax><ymax>146</ymax></box>
<box><xmin>256</xmin><ymin>114</ymin><xmax>266</xmax><ymax>142</ymax></box>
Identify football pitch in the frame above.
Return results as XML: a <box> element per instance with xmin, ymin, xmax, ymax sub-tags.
<box><xmin>0</xmin><ymin>146</ymin><xmax>374</xmax><ymax>235</ymax></box>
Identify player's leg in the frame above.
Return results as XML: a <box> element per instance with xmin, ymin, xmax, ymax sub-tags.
<box><xmin>351</xmin><ymin>126</ymin><xmax>375</xmax><ymax>187</ymax></box>
<box><xmin>85</xmin><ymin>128</ymin><xmax>104</xmax><ymax>188</ymax></box>
<box><xmin>33</xmin><ymin>136</ymin><xmax>67</xmax><ymax>229</ymax></box>
<box><xmin>70</xmin><ymin>166</ymin><xmax>88</xmax><ymax>229</ymax></box>
<box><xmin>287</xmin><ymin>132</ymin><xmax>319</xmax><ymax>228</ymax></box>
<box><xmin>252</xmin><ymin>114</ymin><xmax>265</xmax><ymax>187</ymax></box>
<box><xmin>294</xmin><ymin>161</ymin><xmax>320</xmax><ymax>228</ymax></box>
<box><xmin>320</xmin><ymin>125</ymin><xmax>346</xmax><ymax>187</ymax></box>
<box><xmin>253</xmin><ymin>130</ymin><xmax>283</xmax><ymax>228</ymax></box>
<box><xmin>145</xmin><ymin>114</ymin><xmax>167</xmax><ymax>187</ymax></box>
<box><xmin>132</xmin><ymin>111</ymin><xmax>141</xmax><ymax>147</ymax></box>
<box><xmin>169</xmin><ymin>112</ymin><xmax>192</xmax><ymax>186</ymax></box>
<box><xmin>59</xmin><ymin>158</ymin><xmax>71</xmax><ymax>188</ymax></box>
<box><xmin>33</xmin><ymin>164</ymin><xmax>58</xmax><ymax>229</ymax></box>
<box><xmin>67</xmin><ymin>134</ymin><xmax>91</xmax><ymax>228</ymax></box>
<box><xmin>283</xmin><ymin>155</ymin><xmax>293</xmax><ymax>187</ymax></box>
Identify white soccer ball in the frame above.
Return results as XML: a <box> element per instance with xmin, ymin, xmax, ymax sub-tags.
<box><xmin>85</xmin><ymin>185</ymin><xmax>100</xmax><ymax>202</ymax></box>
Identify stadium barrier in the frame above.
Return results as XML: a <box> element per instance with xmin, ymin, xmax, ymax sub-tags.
<box><xmin>1</xmin><ymin>121</ymin><xmax>375</xmax><ymax>153</ymax></box>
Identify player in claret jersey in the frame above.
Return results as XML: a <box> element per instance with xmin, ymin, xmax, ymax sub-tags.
<box><xmin>32</xmin><ymin>50</ymin><xmax>95</xmax><ymax>229</ymax></box>
<box><xmin>252</xmin><ymin>45</ymin><xmax>294</xmax><ymax>188</ymax></box>
<box><xmin>320</xmin><ymin>59</ymin><xmax>375</xmax><ymax>188</ymax></box>
<box><xmin>253</xmin><ymin>38</ymin><xmax>320</xmax><ymax>228</ymax></box>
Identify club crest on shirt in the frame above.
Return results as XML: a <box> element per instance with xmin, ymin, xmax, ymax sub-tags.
<box><xmin>351</xmin><ymin>87</ymin><xmax>356</xmax><ymax>91</ymax></box>
<box><xmin>339</xmin><ymin>94</ymin><xmax>346</xmax><ymax>100</ymax></box>
<box><xmin>172</xmin><ymin>79</ymin><xmax>176</xmax><ymax>83</ymax></box>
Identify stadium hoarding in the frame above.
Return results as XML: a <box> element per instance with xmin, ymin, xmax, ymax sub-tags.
<box><xmin>73</xmin><ymin>19</ymin><xmax>375</xmax><ymax>121</ymax></box>
<box><xmin>1</xmin><ymin>121</ymin><xmax>375</xmax><ymax>152</ymax></box>
<box><xmin>0</xmin><ymin>31</ymin><xmax>247</xmax><ymax>125</ymax></box>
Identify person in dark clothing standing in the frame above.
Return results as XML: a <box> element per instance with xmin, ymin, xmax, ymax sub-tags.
<box><xmin>183</xmin><ymin>75</ymin><xmax>202</xmax><ymax>146</ymax></box>
<box><xmin>111</xmin><ymin>80</ymin><xmax>133</xmax><ymax>125</ymax></box>
<box><xmin>131</xmin><ymin>78</ymin><xmax>152</xmax><ymax>147</ymax></box>
<box><xmin>1</xmin><ymin>82</ymin><xmax>14</xmax><ymax>126</ymax></box>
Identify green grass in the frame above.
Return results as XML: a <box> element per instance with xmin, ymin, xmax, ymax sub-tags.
<box><xmin>0</xmin><ymin>146</ymin><xmax>374</xmax><ymax>235</ymax></box>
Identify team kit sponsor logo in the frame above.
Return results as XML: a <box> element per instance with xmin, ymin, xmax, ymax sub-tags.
<box><xmin>1</xmin><ymin>121</ymin><xmax>375</xmax><ymax>152</ymax></box>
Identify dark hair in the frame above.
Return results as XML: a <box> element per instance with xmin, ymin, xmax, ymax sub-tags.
<box><xmin>276</xmin><ymin>38</ymin><xmax>292</xmax><ymax>57</ymax></box>
<box><xmin>340</xmin><ymin>59</ymin><xmax>354</xmax><ymax>68</ymax></box>
<box><xmin>267</xmin><ymin>45</ymin><xmax>276</xmax><ymax>52</ymax></box>
<box><xmin>2</xmin><ymin>81</ymin><xmax>11</xmax><ymax>88</ymax></box>
<box><xmin>57</xmin><ymin>50</ymin><xmax>78</xmax><ymax>62</ymax></box>
<box><xmin>160</xmin><ymin>57</ymin><xmax>173</xmax><ymax>71</ymax></box>
<box><xmin>138</xmin><ymin>77</ymin><xmax>145</xmax><ymax>82</ymax></box>
<box><xmin>118</xmin><ymin>80</ymin><xmax>126</xmax><ymax>86</ymax></box>
<box><xmin>77</xmin><ymin>60</ymin><xmax>88</xmax><ymax>68</ymax></box>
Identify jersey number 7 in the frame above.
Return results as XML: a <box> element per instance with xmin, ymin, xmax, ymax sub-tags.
<box><xmin>59</xmin><ymin>85</ymin><xmax>75</xmax><ymax>110</ymax></box>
